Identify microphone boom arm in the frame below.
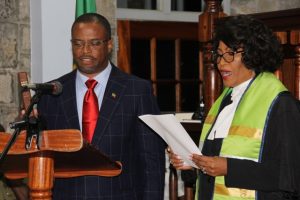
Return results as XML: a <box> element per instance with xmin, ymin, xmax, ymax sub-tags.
<box><xmin>23</xmin><ymin>90</ymin><xmax>43</xmax><ymax>150</ymax></box>
<box><xmin>0</xmin><ymin>91</ymin><xmax>43</xmax><ymax>165</ymax></box>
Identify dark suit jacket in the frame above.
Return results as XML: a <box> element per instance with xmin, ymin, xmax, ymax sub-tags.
<box><xmin>37</xmin><ymin>65</ymin><xmax>166</xmax><ymax>200</ymax></box>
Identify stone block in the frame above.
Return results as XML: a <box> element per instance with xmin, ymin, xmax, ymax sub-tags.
<box><xmin>0</xmin><ymin>73</ymin><xmax>13</xmax><ymax>103</ymax></box>
<box><xmin>231</xmin><ymin>0</ymin><xmax>256</xmax><ymax>14</ymax></box>
<box><xmin>19</xmin><ymin>0</ymin><xmax>30</xmax><ymax>21</ymax></box>
<box><xmin>0</xmin><ymin>0</ymin><xmax>18</xmax><ymax>20</ymax></box>
<box><xmin>279</xmin><ymin>0</ymin><xmax>300</xmax><ymax>10</ymax></box>
<box><xmin>20</xmin><ymin>24</ymin><xmax>30</xmax><ymax>53</ymax></box>
<box><xmin>257</xmin><ymin>0</ymin><xmax>279</xmax><ymax>12</ymax></box>
<box><xmin>19</xmin><ymin>53</ymin><xmax>31</xmax><ymax>69</ymax></box>
<box><xmin>0</xmin><ymin>106</ymin><xmax>19</xmax><ymax>133</ymax></box>
<box><xmin>0</xmin><ymin>22</ymin><xmax>18</xmax><ymax>68</ymax></box>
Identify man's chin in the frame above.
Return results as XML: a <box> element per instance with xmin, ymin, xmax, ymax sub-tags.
<box><xmin>77</xmin><ymin>66</ymin><xmax>98</xmax><ymax>74</ymax></box>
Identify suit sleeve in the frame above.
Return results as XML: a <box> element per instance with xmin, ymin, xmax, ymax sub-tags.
<box><xmin>134</xmin><ymin>80</ymin><xmax>166</xmax><ymax>200</ymax></box>
<box><xmin>225</xmin><ymin>94</ymin><xmax>300</xmax><ymax>195</ymax></box>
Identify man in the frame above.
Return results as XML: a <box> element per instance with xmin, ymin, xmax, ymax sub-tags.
<box><xmin>37</xmin><ymin>13</ymin><xmax>165</xmax><ymax>199</ymax></box>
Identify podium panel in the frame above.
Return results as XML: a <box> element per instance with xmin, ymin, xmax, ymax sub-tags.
<box><xmin>0</xmin><ymin>130</ymin><xmax>122</xmax><ymax>199</ymax></box>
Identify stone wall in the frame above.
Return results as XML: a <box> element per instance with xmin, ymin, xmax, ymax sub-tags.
<box><xmin>231</xmin><ymin>0</ymin><xmax>300</xmax><ymax>15</ymax></box>
<box><xmin>0</xmin><ymin>0</ymin><xmax>30</xmax><ymax>131</ymax></box>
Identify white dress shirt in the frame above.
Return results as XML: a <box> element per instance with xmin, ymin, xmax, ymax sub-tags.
<box><xmin>76</xmin><ymin>63</ymin><xmax>112</xmax><ymax>131</ymax></box>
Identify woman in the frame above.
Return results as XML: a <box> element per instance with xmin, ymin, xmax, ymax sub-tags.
<box><xmin>169</xmin><ymin>15</ymin><xmax>300</xmax><ymax>199</ymax></box>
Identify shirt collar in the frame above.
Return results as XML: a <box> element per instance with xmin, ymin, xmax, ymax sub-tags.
<box><xmin>231</xmin><ymin>78</ymin><xmax>252</xmax><ymax>102</ymax></box>
<box><xmin>76</xmin><ymin>62</ymin><xmax>112</xmax><ymax>88</ymax></box>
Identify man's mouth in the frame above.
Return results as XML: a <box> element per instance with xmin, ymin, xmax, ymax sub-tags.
<box><xmin>79</xmin><ymin>57</ymin><xmax>95</xmax><ymax>65</ymax></box>
<box><xmin>80</xmin><ymin>56</ymin><xmax>94</xmax><ymax>61</ymax></box>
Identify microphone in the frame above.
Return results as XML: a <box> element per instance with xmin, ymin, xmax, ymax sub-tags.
<box><xmin>22</xmin><ymin>81</ymin><xmax>63</xmax><ymax>95</ymax></box>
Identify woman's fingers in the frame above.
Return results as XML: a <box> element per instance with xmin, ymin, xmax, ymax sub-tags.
<box><xmin>191</xmin><ymin>154</ymin><xmax>227</xmax><ymax>176</ymax></box>
<box><xmin>167</xmin><ymin>147</ymin><xmax>192</xmax><ymax>170</ymax></box>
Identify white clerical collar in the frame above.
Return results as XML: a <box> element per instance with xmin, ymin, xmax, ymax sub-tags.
<box><xmin>231</xmin><ymin>78</ymin><xmax>252</xmax><ymax>102</ymax></box>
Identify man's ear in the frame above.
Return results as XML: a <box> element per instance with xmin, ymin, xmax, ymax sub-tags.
<box><xmin>108</xmin><ymin>39</ymin><xmax>113</xmax><ymax>53</ymax></box>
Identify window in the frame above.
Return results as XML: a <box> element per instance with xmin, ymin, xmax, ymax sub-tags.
<box><xmin>117</xmin><ymin>0</ymin><xmax>157</xmax><ymax>10</ymax></box>
<box><xmin>117</xmin><ymin>0</ymin><xmax>230</xmax><ymax>22</ymax></box>
<box><xmin>171</xmin><ymin>0</ymin><xmax>202</xmax><ymax>11</ymax></box>
<box><xmin>117</xmin><ymin>0</ymin><xmax>203</xmax><ymax>11</ymax></box>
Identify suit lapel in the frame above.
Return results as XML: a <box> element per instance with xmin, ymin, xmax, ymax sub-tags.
<box><xmin>92</xmin><ymin>66</ymin><xmax>127</xmax><ymax>144</ymax></box>
<box><xmin>60</xmin><ymin>71</ymin><xmax>80</xmax><ymax>130</ymax></box>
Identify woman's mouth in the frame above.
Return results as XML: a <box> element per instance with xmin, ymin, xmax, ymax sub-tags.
<box><xmin>220</xmin><ymin>70</ymin><xmax>232</xmax><ymax>78</ymax></box>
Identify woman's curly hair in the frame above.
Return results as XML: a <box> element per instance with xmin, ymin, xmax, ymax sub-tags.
<box><xmin>213</xmin><ymin>15</ymin><xmax>283</xmax><ymax>73</ymax></box>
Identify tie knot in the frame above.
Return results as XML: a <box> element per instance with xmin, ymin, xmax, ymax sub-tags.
<box><xmin>86</xmin><ymin>79</ymin><xmax>98</xmax><ymax>89</ymax></box>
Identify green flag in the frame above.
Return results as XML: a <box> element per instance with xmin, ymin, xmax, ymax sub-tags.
<box><xmin>75</xmin><ymin>0</ymin><xmax>96</xmax><ymax>18</ymax></box>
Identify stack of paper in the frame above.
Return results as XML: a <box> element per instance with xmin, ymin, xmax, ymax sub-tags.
<box><xmin>139</xmin><ymin>114</ymin><xmax>201</xmax><ymax>168</ymax></box>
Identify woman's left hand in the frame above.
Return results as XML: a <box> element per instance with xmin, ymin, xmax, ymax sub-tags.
<box><xmin>191</xmin><ymin>154</ymin><xmax>227</xmax><ymax>176</ymax></box>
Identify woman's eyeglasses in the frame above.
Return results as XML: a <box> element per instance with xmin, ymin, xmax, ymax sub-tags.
<box><xmin>213</xmin><ymin>50</ymin><xmax>244</xmax><ymax>64</ymax></box>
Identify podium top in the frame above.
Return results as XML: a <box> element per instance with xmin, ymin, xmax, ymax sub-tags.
<box><xmin>0</xmin><ymin>130</ymin><xmax>122</xmax><ymax>179</ymax></box>
<box><xmin>0</xmin><ymin>129</ymin><xmax>83</xmax><ymax>154</ymax></box>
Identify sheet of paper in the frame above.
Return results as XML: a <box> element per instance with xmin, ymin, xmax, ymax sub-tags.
<box><xmin>139</xmin><ymin>114</ymin><xmax>201</xmax><ymax>168</ymax></box>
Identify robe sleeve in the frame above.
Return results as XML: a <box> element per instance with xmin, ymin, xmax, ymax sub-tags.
<box><xmin>225</xmin><ymin>93</ymin><xmax>300</xmax><ymax>195</ymax></box>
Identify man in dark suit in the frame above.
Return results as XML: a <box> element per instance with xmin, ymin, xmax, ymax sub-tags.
<box><xmin>37</xmin><ymin>13</ymin><xmax>165</xmax><ymax>199</ymax></box>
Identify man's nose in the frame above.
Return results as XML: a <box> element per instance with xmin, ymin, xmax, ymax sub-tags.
<box><xmin>82</xmin><ymin>43</ymin><xmax>92</xmax><ymax>53</ymax></box>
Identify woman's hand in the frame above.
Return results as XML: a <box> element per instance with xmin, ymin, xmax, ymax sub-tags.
<box><xmin>191</xmin><ymin>154</ymin><xmax>227</xmax><ymax>176</ymax></box>
<box><xmin>166</xmin><ymin>147</ymin><xmax>193</xmax><ymax>170</ymax></box>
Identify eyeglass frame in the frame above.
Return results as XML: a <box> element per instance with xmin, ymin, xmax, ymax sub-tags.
<box><xmin>213</xmin><ymin>50</ymin><xmax>244</xmax><ymax>64</ymax></box>
<box><xmin>70</xmin><ymin>39</ymin><xmax>109</xmax><ymax>50</ymax></box>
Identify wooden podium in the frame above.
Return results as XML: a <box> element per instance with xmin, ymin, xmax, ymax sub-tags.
<box><xmin>0</xmin><ymin>129</ymin><xmax>122</xmax><ymax>200</ymax></box>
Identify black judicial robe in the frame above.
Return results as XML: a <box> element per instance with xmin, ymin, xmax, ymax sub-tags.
<box><xmin>199</xmin><ymin>92</ymin><xmax>300</xmax><ymax>200</ymax></box>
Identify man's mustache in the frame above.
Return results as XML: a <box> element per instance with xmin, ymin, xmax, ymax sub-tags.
<box><xmin>79</xmin><ymin>56</ymin><xmax>95</xmax><ymax>60</ymax></box>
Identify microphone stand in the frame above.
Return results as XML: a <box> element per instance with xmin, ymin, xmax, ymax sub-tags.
<box><xmin>0</xmin><ymin>90</ymin><xmax>43</xmax><ymax>165</ymax></box>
